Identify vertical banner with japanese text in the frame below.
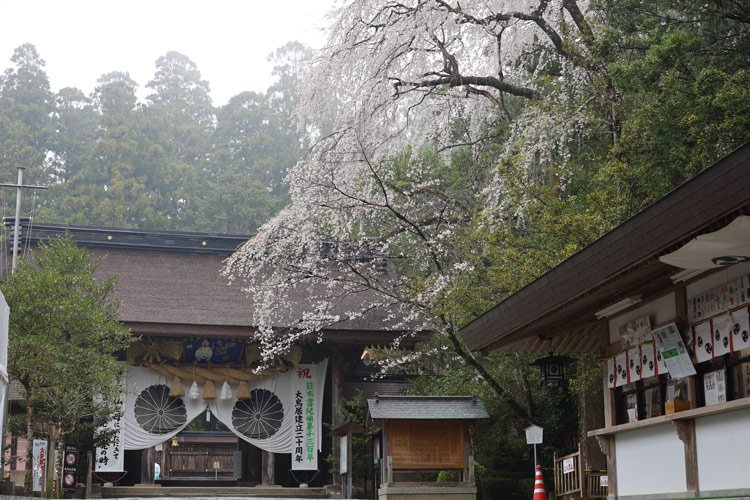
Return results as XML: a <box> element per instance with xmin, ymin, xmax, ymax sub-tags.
<box><xmin>32</xmin><ymin>439</ymin><xmax>47</xmax><ymax>492</ymax></box>
<box><xmin>291</xmin><ymin>363</ymin><xmax>325</xmax><ymax>470</ymax></box>
<box><xmin>95</xmin><ymin>390</ymin><xmax>125</xmax><ymax>472</ymax></box>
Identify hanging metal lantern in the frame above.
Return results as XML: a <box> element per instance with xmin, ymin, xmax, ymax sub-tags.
<box><xmin>532</xmin><ymin>353</ymin><xmax>569</xmax><ymax>385</ymax></box>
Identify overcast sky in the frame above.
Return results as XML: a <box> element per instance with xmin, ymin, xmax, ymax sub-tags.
<box><xmin>0</xmin><ymin>0</ymin><xmax>335</xmax><ymax>105</ymax></box>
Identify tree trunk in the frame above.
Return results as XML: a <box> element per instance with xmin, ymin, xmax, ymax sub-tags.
<box><xmin>445</xmin><ymin>325</ymin><xmax>531</xmax><ymax>422</ymax></box>
<box><xmin>23</xmin><ymin>393</ymin><xmax>33</xmax><ymax>496</ymax></box>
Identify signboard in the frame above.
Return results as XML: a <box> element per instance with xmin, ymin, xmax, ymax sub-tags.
<box><xmin>389</xmin><ymin>420</ymin><xmax>464</xmax><ymax>470</ymax></box>
<box><xmin>32</xmin><ymin>439</ymin><xmax>47</xmax><ymax>492</ymax></box>
<box><xmin>291</xmin><ymin>364</ymin><xmax>322</xmax><ymax>470</ymax></box>
<box><xmin>63</xmin><ymin>445</ymin><xmax>77</xmax><ymax>491</ymax></box>
<box><xmin>619</xmin><ymin>315</ymin><xmax>652</xmax><ymax>348</ymax></box>
<box><xmin>652</xmin><ymin>323</ymin><xmax>696</xmax><ymax>379</ymax></box>
<box><xmin>600</xmin><ymin>475</ymin><xmax>609</xmax><ymax>487</ymax></box>
<box><xmin>524</xmin><ymin>424</ymin><xmax>543</xmax><ymax>444</ymax></box>
<box><xmin>563</xmin><ymin>457</ymin><xmax>575</xmax><ymax>475</ymax></box>
<box><xmin>704</xmin><ymin>369</ymin><xmax>727</xmax><ymax>406</ymax></box>
<box><xmin>339</xmin><ymin>435</ymin><xmax>348</xmax><ymax>474</ymax></box>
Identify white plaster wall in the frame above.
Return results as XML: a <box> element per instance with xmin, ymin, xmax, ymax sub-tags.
<box><xmin>616</xmin><ymin>424</ymin><xmax>686</xmax><ymax>496</ymax></box>
<box><xmin>696</xmin><ymin>408</ymin><xmax>750</xmax><ymax>491</ymax></box>
<box><xmin>686</xmin><ymin>262</ymin><xmax>750</xmax><ymax>300</ymax></box>
<box><xmin>608</xmin><ymin>293</ymin><xmax>676</xmax><ymax>345</ymax></box>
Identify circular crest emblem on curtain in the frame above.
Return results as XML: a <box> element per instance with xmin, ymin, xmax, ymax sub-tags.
<box><xmin>232</xmin><ymin>389</ymin><xmax>284</xmax><ymax>439</ymax></box>
<box><xmin>134</xmin><ymin>384</ymin><xmax>187</xmax><ymax>434</ymax></box>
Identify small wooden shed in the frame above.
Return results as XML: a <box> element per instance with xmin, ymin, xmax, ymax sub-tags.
<box><xmin>367</xmin><ymin>395</ymin><xmax>488</xmax><ymax>500</ymax></box>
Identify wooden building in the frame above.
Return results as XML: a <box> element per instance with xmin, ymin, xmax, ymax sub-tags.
<box><xmin>4</xmin><ymin>219</ymin><xmax>417</xmax><ymax>490</ymax></box>
<box><xmin>367</xmin><ymin>395</ymin><xmax>488</xmax><ymax>500</ymax></box>
<box><xmin>461</xmin><ymin>143</ymin><xmax>750</xmax><ymax>499</ymax></box>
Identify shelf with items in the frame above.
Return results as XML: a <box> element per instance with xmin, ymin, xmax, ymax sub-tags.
<box><xmin>589</xmin><ymin>395</ymin><xmax>750</xmax><ymax>437</ymax></box>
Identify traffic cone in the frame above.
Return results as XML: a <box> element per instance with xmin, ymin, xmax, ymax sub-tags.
<box><xmin>533</xmin><ymin>464</ymin><xmax>546</xmax><ymax>500</ymax></box>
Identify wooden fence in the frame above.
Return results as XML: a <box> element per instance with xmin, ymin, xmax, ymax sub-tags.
<box><xmin>553</xmin><ymin>445</ymin><xmax>607</xmax><ymax>499</ymax></box>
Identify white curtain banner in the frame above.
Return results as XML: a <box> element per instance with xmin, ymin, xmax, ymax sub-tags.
<box><xmin>209</xmin><ymin>360</ymin><xmax>328</xmax><ymax>458</ymax></box>
<box><xmin>116</xmin><ymin>360</ymin><xmax>328</xmax><ymax>463</ymax></box>
<box><xmin>123</xmin><ymin>365</ymin><xmax>207</xmax><ymax>450</ymax></box>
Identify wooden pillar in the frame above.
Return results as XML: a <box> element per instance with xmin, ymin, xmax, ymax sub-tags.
<box><xmin>261</xmin><ymin>450</ymin><xmax>275</xmax><ymax>485</ymax></box>
<box><xmin>674</xmin><ymin>420</ymin><xmax>699</xmax><ymax>492</ymax></box>
<box><xmin>600</xmin><ymin>353</ymin><xmax>618</xmax><ymax>497</ymax></box>
<box><xmin>163</xmin><ymin>442</ymin><xmax>169</xmax><ymax>480</ymax></box>
<box><xmin>674</xmin><ymin>283</ymin><xmax>700</xmax><ymax>491</ymax></box>
<box><xmin>381</xmin><ymin>421</ymin><xmax>391</xmax><ymax>486</ymax></box>
<box><xmin>345</xmin><ymin>432</ymin><xmax>353</xmax><ymax>498</ymax></box>
<box><xmin>140</xmin><ymin>447</ymin><xmax>155</xmax><ymax>484</ymax></box>
<box><xmin>331</xmin><ymin>353</ymin><xmax>345</xmax><ymax>487</ymax></box>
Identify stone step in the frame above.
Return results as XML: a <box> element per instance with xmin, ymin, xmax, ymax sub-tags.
<box><xmin>101</xmin><ymin>485</ymin><xmax>330</xmax><ymax>498</ymax></box>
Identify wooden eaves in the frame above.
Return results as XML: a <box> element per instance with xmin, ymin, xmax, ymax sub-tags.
<box><xmin>460</xmin><ymin>142</ymin><xmax>750</xmax><ymax>354</ymax></box>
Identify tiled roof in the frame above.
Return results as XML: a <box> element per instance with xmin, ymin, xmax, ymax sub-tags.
<box><xmin>367</xmin><ymin>395</ymin><xmax>488</xmax><ymax>420</ymax></box>
<box><xmin>2</xmin><ymin>220</ymin><xmax>423</xmax><ymax>338</ymax></box>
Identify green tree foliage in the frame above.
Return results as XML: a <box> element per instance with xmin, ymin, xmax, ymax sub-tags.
<box><xmin>1</xmin><ymin>237</ymin><xmax>131</xmax><ymax>495</ymax></box>
<box><xmin>600</xmin><ymin>0</ymin><xmax>750</xmax><ymax>204</ymax></box>
<box><xmin>1</xmin><ymin>44</ymin><xmax>309</xmax><ymax>234</ymax></box>
<box><xmin>0</xmin><ymin>44</ymin><xmax>55</xmax><ymax>197</ymax></box>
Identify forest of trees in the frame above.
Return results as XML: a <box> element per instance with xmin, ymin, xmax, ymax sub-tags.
<box><xmin>0</xmin><ymin>42</ymin><xmax>311</xmax><ymax>234</ymax></box>
<box><xmin>2</xmin><ymin>0</ymin><xmax>749</xmax><ymax>497</ymax></box>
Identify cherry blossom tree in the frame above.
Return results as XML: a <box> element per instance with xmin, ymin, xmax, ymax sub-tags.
<box><xmin>225</xmin><ymin>0</ymin><xmax>615</xmax><ymax>421</ymax></box>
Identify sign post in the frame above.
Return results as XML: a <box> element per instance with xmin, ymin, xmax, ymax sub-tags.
<box><xmin>524</xmin><ymin>424</ymin><xmax>544</xmax><ymax>469</ymax></box>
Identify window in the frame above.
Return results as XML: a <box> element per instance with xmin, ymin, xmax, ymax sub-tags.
<box><xmin>615</xmin><ymin>375</ymin><xmax>665</xmax><ymax>424</ymax></box>
<box><xmin>695</xmin><ymin>349</ymin><xmax>750</xmax><ymax>405</ymax></box>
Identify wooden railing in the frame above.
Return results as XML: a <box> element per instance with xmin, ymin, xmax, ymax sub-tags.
<box><xmin>553</xmin><ymin>445</ymin><xmax>607</xmax><ymax>499</ymax></box>
<box><xmin>554</xmin><ymin>448</ymin><xmax>583</xmax><ymax>496</ymax></box>
<box><xmin>585</xmin><ymin>470</ymin><xmax>608</xmax><ymax>498</ymax></box>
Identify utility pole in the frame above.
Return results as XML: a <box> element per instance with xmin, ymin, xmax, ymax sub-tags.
<box><xmin>0</xmin><ymin>166</ymin><xmax>47</xmax><ymax>271</ymax></box>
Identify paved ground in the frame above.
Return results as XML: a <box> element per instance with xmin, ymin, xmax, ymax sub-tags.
<box><xmin>0</xmin><ymin>497</ymin><xmax>323</xmax><ymax>500</ymax></box>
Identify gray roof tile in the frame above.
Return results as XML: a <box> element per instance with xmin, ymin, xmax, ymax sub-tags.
<box><xmin>367</xmin><ymin>395</ymin><xmax>488</xmax><ymax>420</ymax></box>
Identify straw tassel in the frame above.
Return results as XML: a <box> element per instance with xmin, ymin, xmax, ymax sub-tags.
<box><xmin>236</xmin><ymin>380</ymin><xmax>251</xmax><ymax>400</ymax></box>
<box><xmin>203</xmin><ymin>379</ymin><xmax>217</xmax><ymax>400</ymax></box>
<box><xmin>168</xmin><ymin>375</ymin><xmax>184</xmax><ymax>397</ymax></box>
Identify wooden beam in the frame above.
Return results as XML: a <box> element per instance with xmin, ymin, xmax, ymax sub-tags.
<box><xmin>331</xmin><ymin>352</ymin><xmax>344</xmax><ymax>488</ymax></box>
<box><xmin>602</xmin><ymin>359</ymin><xmax>617</xmax><ymax>428</ymax></box>
<box><xmin>674</xmin><ymin>420</ymin><xmax>699</xmax><ymax>492</ymax></box>
<box><xmin>606</xmin><ymin>437</ymin><xmax>616</xmax><ymax>497</ymax></box>
<box><xmin>261</xmin><ymin>451</ymin><xmax>275</xmax><ymax>485</ymax></box>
